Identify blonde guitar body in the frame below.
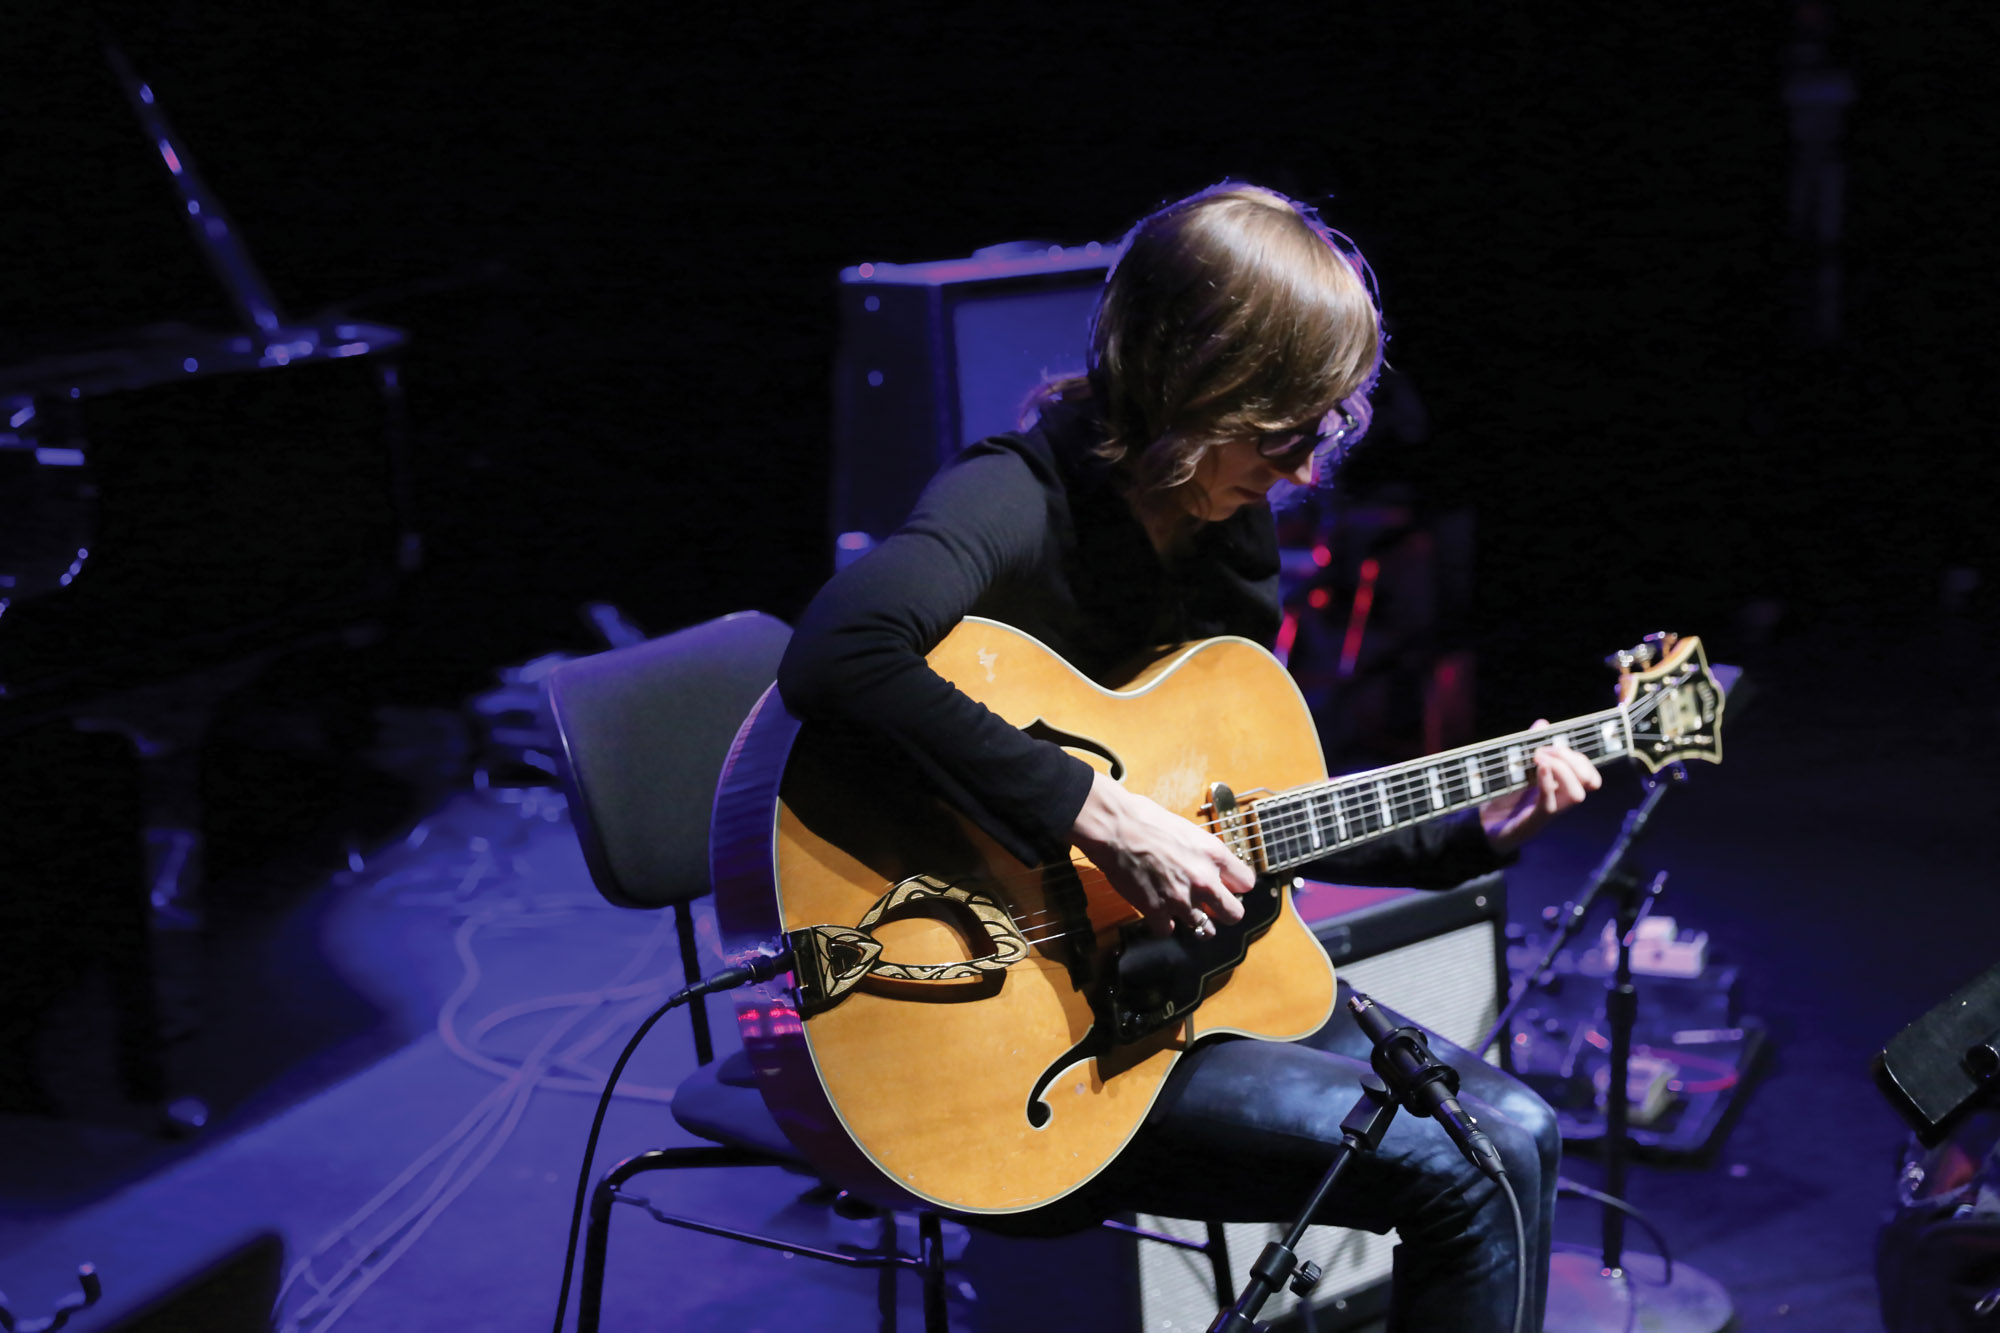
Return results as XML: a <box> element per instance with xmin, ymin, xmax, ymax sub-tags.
<box><xmin>711</xmin><ymin>618</ymin><xmax>1338</xmax><ymax>1216</ymax></box>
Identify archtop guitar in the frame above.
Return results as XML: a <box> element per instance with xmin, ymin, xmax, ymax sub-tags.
<box><xmin>711</xmin><ymin>619</ymin><xmax>1724</xmax><ymax>1215</ymax></box>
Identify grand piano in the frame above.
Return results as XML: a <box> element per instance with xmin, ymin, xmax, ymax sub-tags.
<box><xmin>0</xmin><ymin>44</ymin><xmax>416</xmax><ymax>1124</ymax></box>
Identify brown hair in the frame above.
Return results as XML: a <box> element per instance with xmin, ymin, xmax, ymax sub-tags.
<box><xmin>1034</xmin><ymin>184</ymin><xmax>1384</xmax><ymax>508</ymax></box>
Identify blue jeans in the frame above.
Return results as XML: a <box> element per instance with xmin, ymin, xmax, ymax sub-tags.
<box><xmin>1085</xmin><ymin>984</ymin><xmax>1559</xmax><ymax>1332</ymax></box>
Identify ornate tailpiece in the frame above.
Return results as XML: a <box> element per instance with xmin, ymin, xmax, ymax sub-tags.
<box><xmin>788</xmin><ymin>875</ymin><xmax>1029</xmax><ymax>1017</ymax></box>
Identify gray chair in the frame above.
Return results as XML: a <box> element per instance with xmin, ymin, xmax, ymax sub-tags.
<box><xmin>545</xmin><ymin>610</ymin><xmax>1232</xmax><ymax>1332</ymax></box>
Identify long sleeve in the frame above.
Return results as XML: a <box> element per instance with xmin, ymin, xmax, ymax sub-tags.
<box><xmin>776</xmin><ymin>445</ymin><xmax>1096</xmax><ymax>868</ymax></box>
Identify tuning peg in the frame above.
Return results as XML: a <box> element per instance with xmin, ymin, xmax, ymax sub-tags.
<box><xmin>1604</xmin><ymin>641</ymin><xmax>1655</xmax><ymax>672</ymax></box>
<box><xmin>1605</xmin><ymin>632</ymin><xmax>1683</xmax><ymax>672</ymax></box>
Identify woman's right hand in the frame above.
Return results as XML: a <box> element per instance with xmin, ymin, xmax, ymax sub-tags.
<box><xmin>1068</xmin><ymin>769</ymin><xmax>1256</xmax><ymax>938</ymax></box>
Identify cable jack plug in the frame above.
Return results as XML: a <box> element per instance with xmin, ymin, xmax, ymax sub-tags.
<box><xmin>689</xmin><ymin>944</ymin><xmax>795</xmax><ymax>997</ymax></box>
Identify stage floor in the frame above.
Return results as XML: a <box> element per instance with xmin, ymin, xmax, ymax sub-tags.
<box><xmin>0</xmin><ymin>611</ymin><xmax>1989</xmax><ymax>1331</ymax></box>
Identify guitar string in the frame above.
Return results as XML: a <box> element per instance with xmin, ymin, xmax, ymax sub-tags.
<box><xmin>1258</xmin><ymin>718</ymin><xmax>1615</xmax><ymax>824</ymax></box>
<box><xmin>1245</xmin><ymin>717</ymin><xmax>1629</xmax><ymax>859</ymax></box>
<box><xmin>997</xmin><ymin>755</ymin><xmax>1612</xmax><ymax>947</ymax></box>
<box><xmin>997</xmin><ymin>689</ymin><xmax>1679</xmax><ymax>941</ymax></box>
<box><xmin>859</xmin><ymin>688</ymin><xmax>1685</xmax><ymax>950</ymax></box>
<box><xmin>1001</xmin><ymin>746</ymin><xmax>1581</xmax><ymax>947</ymax></box>
<box><xmin>1134</xmin><ymin>697</ymin><xmax>1652</xmax><ymax>878</ymax></box>
<box><xmin>1251</xmin><ymin>695</ymin><xmax>1691</xmax><ymax>855</ymax></box>
<box><xmin>1265</xmin><ymin>691</ymin><xmax>1656</xmax><ymax>812</ymax></box>
<box><xmin>986</xmin><ymin>689</ymin><xmax>1680</xmax><ymax>942</ymax></box>
<box><xmin>1243</xmin><ymin>685</ymin><xmax>1679</xmax><ymax>849</ymax></box>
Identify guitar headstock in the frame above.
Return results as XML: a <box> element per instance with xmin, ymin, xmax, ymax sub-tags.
<box><xmin>1610</xmin><ymin>633</ymin><xmax>1725</xmax><ymax>772</ymax></box>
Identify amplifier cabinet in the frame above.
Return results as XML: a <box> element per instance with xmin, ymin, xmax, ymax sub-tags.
<box><xmin>829</xmin><ymin>244</ymin><xmax>1110</xmax><ymax>555</ymax></box>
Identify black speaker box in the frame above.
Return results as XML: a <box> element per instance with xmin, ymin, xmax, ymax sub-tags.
<box><xmin>827</xmin><ymin>244</ymin><xmax>1110</xmax><ymax>553</ymax></box>
<box><xmin>0</xmin><ymin>1230</ymin><xmax>281</xmax><ymax>1333</ymax></box>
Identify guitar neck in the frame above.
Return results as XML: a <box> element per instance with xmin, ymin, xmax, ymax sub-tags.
<box><xmin>1246</xmin><ymin>706</ymin><xmax>1632</xmax><ymax>874</ymax></box>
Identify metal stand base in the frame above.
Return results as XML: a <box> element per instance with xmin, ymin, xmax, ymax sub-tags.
<box><xmin>1543</xmin><ymin>1246</ymin><xmax>1733</xmax><ymax>1333</ymax></box>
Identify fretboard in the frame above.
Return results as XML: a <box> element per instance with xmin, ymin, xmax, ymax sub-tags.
<box><xmin>1243</xmin><ymin>707</ymin><xmax>1632</xmax><ymax>873</ymax></box>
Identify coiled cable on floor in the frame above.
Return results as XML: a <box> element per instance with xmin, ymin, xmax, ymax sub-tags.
<box><xmin>273</xmin><ymin>905</ymin><xmax>676</xmax><ymax>1331</ymax></box>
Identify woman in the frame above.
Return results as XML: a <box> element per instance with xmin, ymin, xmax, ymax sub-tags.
<box><xmin>778</xmin><ymin>183</ymin><xmax>1598</xmax><ymax>1331</ymax></box>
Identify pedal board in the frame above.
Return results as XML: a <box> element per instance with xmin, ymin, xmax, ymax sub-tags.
<box><xmin>1505</xmin><ymin>925</ymin><xmax>1767</xmax><ymax>1157</ymax></box>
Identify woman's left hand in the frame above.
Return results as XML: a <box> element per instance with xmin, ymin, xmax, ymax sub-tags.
<box><xmin>1479</xmin><ymin>719</ymin><xmax>1602</xmax><ymax>855</ymax></box>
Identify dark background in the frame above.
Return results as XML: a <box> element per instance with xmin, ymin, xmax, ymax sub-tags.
<box><xmin>3</xmin><ymin>8</ymin><xmax>1999</xmax><ymax>1322</ymax></box>
<box><xmin>11</xmin><ymin>1</ymin><xmax>1998</xmax><ymax>731</ymax></box>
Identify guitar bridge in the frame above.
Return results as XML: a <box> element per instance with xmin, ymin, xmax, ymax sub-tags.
<box><xmin>1203</xmin><ymin>782</ymin><xmax>1264</xmax><ymax>871</ymax></box>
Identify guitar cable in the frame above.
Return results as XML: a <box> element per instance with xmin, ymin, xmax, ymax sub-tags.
<box><xmin>1497</xmin><ymin>1171</ymin><xmax>1529</xmax><ymax>1333</ymax></box>
<box><xmin>1554</xmin><ymin>1175</ymin><xmax>1676</xmax><ymax>1285</ymax></box>
<box><xmin>550</xmin><ymin>944</ymin><xmax>795</xmax><ymax>1333</ymax></box>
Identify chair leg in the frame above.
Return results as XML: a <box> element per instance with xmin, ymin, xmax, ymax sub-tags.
<box><xmin>577</xmin><ymin>1146</ymin><xmax>754</xmax><ymax>1332</ymax></box>
<box><xmin>919</xmin><ymin>1212</ymin><xmax>948</xmax><ymax>1333</ymax></box>
<box><xmin>578</xmin><ymin>1171</ymin><xmax>619</xmax><ymax>1333</ymax></box>
<box><xmin>877</xmin><ymin>1212</ymin><xmax>899</xmax><ymax>1333</ymax></box>
<box><xmin>1204</xmin><ymin>1220</ymin><xmax>1235</xmax><ymax>1308</ymax></box>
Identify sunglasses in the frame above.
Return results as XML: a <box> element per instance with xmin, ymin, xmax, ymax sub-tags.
<box><xmin>1255</xmin><ymin>405</ymin><xmax>1361</xmax><ymax>479</ymax></box>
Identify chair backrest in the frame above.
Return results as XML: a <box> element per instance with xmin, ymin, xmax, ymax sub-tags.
<box><xmin>545</xmin><ymin>611</ymin><xmax>790</xmax><ymax>910</ymax></box>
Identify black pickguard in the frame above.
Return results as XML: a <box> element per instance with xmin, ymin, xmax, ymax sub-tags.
<box><xmin>1021</xmin><ymin>875</ymin><xmax>1287</xmax><ymax>1129</ymax></box>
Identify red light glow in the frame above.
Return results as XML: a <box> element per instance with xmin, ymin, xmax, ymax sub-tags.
<box><xmin>1337</xmin><ymin>557</ymin><xmax>1380</xmax><ymax>679</ymax></box>
<box><xmin>1274</xmin><ymin>609</ymin><xmax>1299</xmax><ymax>665</ymax></box>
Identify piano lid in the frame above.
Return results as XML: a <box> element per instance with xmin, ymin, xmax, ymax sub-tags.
<box><xmin>1</xmin><ymin>38</ymin><xmax>414</xmax><ymax>702</ymax></box>
<box><xmin>0</xmin><ymin>41</ymin><xmax>408</xmax><ymax>401</ymax></box>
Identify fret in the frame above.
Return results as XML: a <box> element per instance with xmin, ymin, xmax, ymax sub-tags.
<box><xmin>1442</xmin><ymin>763</ymin><xmax>1471</xmax><ymax>806</ymax></box>
<box><xmin>1251</xmin><ymin>706</ymin><xmax>1637</xmax><ymax>874</ymax></box>
<box><xmin>1264</xmin><ymin>796</ymin><xmax>1299</xmax><ymax>865</ymax></box>
<box><xmin>1252</xmin><ymin>799</ymin><xmax>1277</xmax><ymax>860</ymax></box>
<box><xmin>1348</xmin><ymin>785</ymin><xmax>1380</xmax><ymax>838</ymax></box>
<box><xmin>1285</xmin><ymin>798</ymin><xmax>1314</xmax><ymax>862</ymax></box>
<box><xmin>1393</xmin><ymin>780</ymin><xmax>1422</xmax><ymax>828</ymax></box>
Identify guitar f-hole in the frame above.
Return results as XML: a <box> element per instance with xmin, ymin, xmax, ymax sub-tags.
<box><xmin>1023</xmin><ymin>718</ymin><xmax>1125</xmax><ymax>781</ymax></box>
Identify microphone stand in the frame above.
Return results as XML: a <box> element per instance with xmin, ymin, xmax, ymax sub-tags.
<box><xmin>1207</xmin><ymin>1075</ymin><xmax>1400</xmax><ymax>1333</ymax></box>
<box><xmin>1531</xmin><ymin>766</ymin><xmax>1734</xmax><ymax>1333</ymax></box>
<box><xmin>1473</xmin><ymin>770</ymin><xmax>1678</xmax><ymax>1063</ymax></box>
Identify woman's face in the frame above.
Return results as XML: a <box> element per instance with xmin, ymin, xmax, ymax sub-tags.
<box><xmin>1187</xmin><ymin>433</ymin><xmax>1317</xmax><ymax>522</ymax></box>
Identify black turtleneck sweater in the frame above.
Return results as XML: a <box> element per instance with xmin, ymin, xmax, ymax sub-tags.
<box><xmin>776</xmin><ymin>400</ymin><xmax>1501</xmax><ymax>887</ymax></box>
